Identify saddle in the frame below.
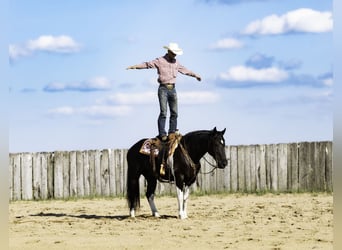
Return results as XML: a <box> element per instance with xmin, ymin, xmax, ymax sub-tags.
<box><xmin>139</xmin><ymin>132</ymin><xmax>182</xmax><ymax>182</ymax></box>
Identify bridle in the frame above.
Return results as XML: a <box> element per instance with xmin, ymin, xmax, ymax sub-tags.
<box><xmin>200</xmin><ymin>135</ymin><xmax>227</xmax><ymax>175</ymax></box>
<box><xmin>181</xmin><ymin>133</ymin><xmax>226</xmax><ymax>175</ymax></box>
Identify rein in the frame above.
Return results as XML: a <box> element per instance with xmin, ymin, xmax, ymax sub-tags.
<box><xmin>200</xmin><ymin>156</ymin><xmax>218</xmax><ymax>175</ymax></box>
<box><xmin>178</xmin><ymin>142</ymin><xmax>197</xmax><ymax>171</ymax></box>
<box><xmin>180</xmin><ymin>138</ymin><xmax>218</xmax><ymax>175</ymax></box>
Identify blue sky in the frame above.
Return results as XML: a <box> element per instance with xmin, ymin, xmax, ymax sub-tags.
<box><xmin>9</xmin><ymin>0</ymin><xmax>333</xmax><ymax>153</ymax></box>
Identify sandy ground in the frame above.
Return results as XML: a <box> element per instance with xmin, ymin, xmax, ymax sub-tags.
<box><xmin>9</xmin><ymin>193</ymin><xmax>332</xmax><ymax>250</ymax></box>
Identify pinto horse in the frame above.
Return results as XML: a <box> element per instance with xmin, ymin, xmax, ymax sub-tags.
<box><xmin>126</xmin><ymin>127</ymin><xmax>228</xmax><ymax>219</ymax></box>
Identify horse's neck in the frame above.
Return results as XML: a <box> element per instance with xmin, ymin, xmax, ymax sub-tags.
<box><xmin>183</xmin><ymin>134</ymin><xmax>209</xmax><ymax>163</ymax></box>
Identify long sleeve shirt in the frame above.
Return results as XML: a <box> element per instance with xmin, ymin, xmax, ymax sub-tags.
<box><xmin>133</xmin><ymin>54</ymin><xmax>198</xmax><ymax>84</ymax></box>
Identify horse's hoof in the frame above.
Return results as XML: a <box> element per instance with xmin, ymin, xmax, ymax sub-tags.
<box><xmin>178</xmin><ymin>213</ymin><xmax>188</xmax><ymax>219</ymax></box>
<box><xmin>153</xmin><ymin>212</ymin><xmax>161</xmax><ymax>218</ymax></box>
<box><xmin>130</xmin><ymin>210</ymin><xmax>135</xmax><ymax>218</ymax></box>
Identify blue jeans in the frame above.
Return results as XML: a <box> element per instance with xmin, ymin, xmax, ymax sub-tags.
<box><xmin>158</xmin><ymin>85</ymin><xmax>178</xmax><ymax>137</ymax></box>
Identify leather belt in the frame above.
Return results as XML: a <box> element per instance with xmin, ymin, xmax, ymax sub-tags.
<box><xmin>162</xmin><ymin>83</ymin><xmax>175</xmax><ymax>90</ymax></box>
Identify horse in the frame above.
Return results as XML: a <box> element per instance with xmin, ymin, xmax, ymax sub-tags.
<box><xmin>126</xmin><ymin>127</ymin><xmax>228</xmax><ymax>219</ymax></box>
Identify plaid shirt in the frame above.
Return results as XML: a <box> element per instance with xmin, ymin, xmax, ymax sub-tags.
<box><xmin>134</xmin><ymin>54</ymin><xmax>198</xmax><ymax>84</ymax></box>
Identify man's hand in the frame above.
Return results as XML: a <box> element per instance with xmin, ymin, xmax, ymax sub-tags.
<box><xmin>196</xmin><ymin>75</ymin><xmax>202</xmax><ymax>82</ymax></box>
<box><xmin>126</xmin><ymin>65</ymin><xmax>136</xmax><ymax>70</ymax></box>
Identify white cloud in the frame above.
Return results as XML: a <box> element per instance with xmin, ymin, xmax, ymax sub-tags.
<box><xmin>178</xmin><ymin>91</ymin><xmax>220</xmax><ymax>104</ymax></box>
<box><xmin>243</xmin><ymin>8</ymin><xmax>333</xmax><ymax>35</ymax></box>
<box><xmin>9</xmin><ymin>44</ymin><xmax>30</xmax><ymax>59</ymax></box>
<box><xmin>322</xmin><ymin>77</ymin><xmax>333</xmax><ymax>87</ymax></box>
<box><xmin>220</xmin><ymin>65</ymin><xmax>289</xmax><ymax>82</ymax></box>
<box><xmin>9</xmin><ymin>35</ymin><xmax>81</xmax><ymax>60</ymax></box>
<box><xmin>27</xmin><ymin>35</ymin><xmax>80</xmax><ymax>53</ymax></box>
<box><xmin>44</xmin><ymin>76</ymin><xmax>112</xmax><ymax>92</ymax></box>
<box><xmin>48</xmin><ymin>106</ymin><xmax>75</xmax><ymax>115</ymax></box>
<box><xmin>209</xmin><ymin>38</ymin><xmax>244</xmax><ymax>50</ymax></box>
<box><xmin>78</xmin><ymin>105</ymin><xmax>132</xmax><ymax>117</ymax></box>
<box><xmin>48</xmin><ymin>105</ymin><xmax>132</xmax><ymax>118</ymax></box>
<box><xmin>100</xmin><ymin>92</ymin><xmax>157</xmax><ymax>105</ymax></box>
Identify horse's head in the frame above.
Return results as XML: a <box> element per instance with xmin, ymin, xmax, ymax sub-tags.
<box><xmin>208</xmin><ymin>127</ymin><xmax>228</xmax><ymax>169</ymax></box>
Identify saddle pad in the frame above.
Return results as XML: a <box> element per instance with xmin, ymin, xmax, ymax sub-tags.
<box><xmin>139</xmin><ymin>139</ymin><xmax>159</xmax><ymax>156</ymax></box>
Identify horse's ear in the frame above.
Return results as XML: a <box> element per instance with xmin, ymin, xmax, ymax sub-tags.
<box><xmin>213</xmin><ymin>127</ymin><xmax>217</xmax><ymax>133</ymax></box>
<box><xmin>222</xmin><ymin>128</ymin><xmax>226</xmax><ymax>135</ymax></box>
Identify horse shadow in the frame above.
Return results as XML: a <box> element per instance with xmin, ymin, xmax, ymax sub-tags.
<box><xmin>30</xmin><ymin>212</ymin><xmax>177</xmax><ymax>221</ymax></box>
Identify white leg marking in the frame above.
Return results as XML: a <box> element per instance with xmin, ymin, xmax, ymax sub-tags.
<box><xmin>183</xmin><ymin>186</ymin><xmax>190</xmax><ymax>219</ymax></box>
<box><xmin>176</xmin><ymin>187</ymin><xmax>187</xmax><ymax>219</ymax></box>
<box><xmin>130</xmin><ymin>209</ymin><xmax>135</xmax><ymax>218</ymax></box>
<box><xmin>147</xmin><ymin>194</ymin><xmax>160</xmax><ymax>217</ymax></box>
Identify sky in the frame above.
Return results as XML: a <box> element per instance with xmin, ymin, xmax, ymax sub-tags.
<box><xmin>8</xmin><ymin>0</ymin><xmax>333</xmax><ymax>153</ymax></box>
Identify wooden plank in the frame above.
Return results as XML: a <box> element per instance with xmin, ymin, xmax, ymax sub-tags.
<box><xmin>223</xmin><ymin>146</ymin><xmax>231</xmax><ymax>192</ymax></box>
<box><xmin>21</xmin><ymin>153</ymin><xmax>33</xmax><ymax>200</ymax></box>
<box><xmin>266</xmin><ymin>144</ymin><xmax>278</xmax><ymax>191</ymax></box>
<box><xmin>325</xmin><ymin>141</ymin><xmax>333</xmax><ymax>192</ymax></box>
<box><xmin>201</xmin><ymin>154</ymin><xmax>209</xmax><ymax>192</ymax></box>
<box><xmin>47</xmin><ymin>153</ymin><xmax>54</xmax><ymax>199</ymax></box>
<box><xmin>309</xmin><ymin>142</ymin><xmax>316</xmax><ymax>192</ymax></box>
<box><xmin>83</xmin><ymin>151</ymin><xmax>90</xmax><ymax>196</ymax></box>
<box><xmin>101</xmin><ymin>149</ymin><xmax>110</xmax><ymax>196</ymax></box>
<box><xmin>249</xmin><ymin>145</ymin><xmax>256</xmax><ymax>192</ymax></box>
<box><xmin>230</xmin><ymin>146</ymin><xmax>238</xmax><ymax>192</ymax></box>
<box><xmin>9</xmin><ymin>154</ymin><xmax>13</xmax><ymax>200</ymax></box>
<box><xmin>40</xmin><ymin>152</ymin><xmax>48</xmax><ymax>199</ymax></box>
<box><xmin>63</xmin><ymin>151</ymin><xmax>70</xmax><ymax>198</ymax></box>
<box><xmin>256</xmin><ymin>145</ymin><xmax>266</xmax><ymax>192</ymax></box>
<box><xmin>265</xmin><ymin>145</ymin><xmax>271</xmax><ymax>190</ymax></box>
<box><xmin>208</xmin><ymin>154</ymin><xmax>217</xmax><ymax>192</ymax></box>
<box><xmin>244</xmin><ymin>146</ymin><xmax>251</xmax><ymax>192</ymax></box>
<box><xmin>122</xmin><ymin>149</ymin><xmax>128</xmax><ymax>196</ymax></box>
<box><xmin>298</xmin><ymin>142</ymin><xmax>310</xmax><ymax>191</ymax></box>
<box><xmin>109</xmin><ymin>148</ymin><xmax>116</xmax><ymax>196</ymax></box>
<box><xmin>76</xmin><ymin>151</ymin><xmax>84</xmax><ymax>197</ymax></box>
<box><xmin>54</xmin><ymin>151</ymin><xmax>64</xmax><ymax>199</ymax></box>
<box><xmin>277</xmin><ymin>143</ymin><xmax>288</xmax><ymax>191</ymax></box>
<box><xmin>32</xmin><ymin>152</ymin><xmax>42</xmax><ymax>200</ymax></box>
<box><xmin>88</xmin><ymin>150</ymin><xmax>96</xmax><ymax>196</ymax></box>
<box><xmin>114</xmin><ymin>149</ymin><xmax>121</xmax><ymax>196</ymax></box>
<box><xmin>288</xmin><ymin>143</ymin><xmax>299</xmax><ymax>192</ymax></box>
<box><xmin>314</xmin><ymin>142</ymin><xmax>325</xmax><ymax>191</ymax></box>
<box><xmin>69</xmin><ymin>151</ymin><xmax>77</xmax><ymax>197</ymax></box>
<box><xmin>11</xmin><ymin>153</ymin><xmax>21</xmax><ymax>200</ymax></box>
<box><xmin>237</xmin><ymin>145</ymin><xmax>245</xmax><ymax>191</ymax></box>
<box><xmin>118</xmin><ymin>149</ymin><xmax>126</xmax><ymax>195</ymax></box>
<box><xmin>94</xmin><ymin>150</ymin><xmax>102</xmax><ymax>196</ymax></box>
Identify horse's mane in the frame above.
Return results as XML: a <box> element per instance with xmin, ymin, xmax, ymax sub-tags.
<box><xmin>181</xmin><ymin>130</ymin><xmax>212</xmax><ymax>150</ymax></box>
<box><xmin>183</xmin><ymin>130</ymin><xmax>211</xmax><ymax>138</ymax></box>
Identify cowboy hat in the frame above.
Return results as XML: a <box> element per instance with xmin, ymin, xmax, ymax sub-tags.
<box><xmin>163</xmin><ymin>42</ymin><xmax>183</xmax><ymax>55</ymax></box>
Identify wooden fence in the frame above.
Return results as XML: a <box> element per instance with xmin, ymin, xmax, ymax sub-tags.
<box><xmin>9</xmin><ymin>141</ymin><xmax>332</xmax><ymax>201</ymax></box>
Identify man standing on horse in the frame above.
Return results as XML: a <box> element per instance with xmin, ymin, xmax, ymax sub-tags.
<box><xmin>126</xmin><ymin>42</ymin><xmax>202</xmax><ymax>141</ymax></box>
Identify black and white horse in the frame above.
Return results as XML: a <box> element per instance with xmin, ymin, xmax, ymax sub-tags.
<box><xmin>126</xmin><ymin>127</ymin><xmax>228</xmax><ymax>219</ymax></box>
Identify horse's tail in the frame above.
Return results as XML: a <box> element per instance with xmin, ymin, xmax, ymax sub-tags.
<box><xmin>126</xmin><ymin>148</ymin><xmax>140</xmax><ymax>212</ymax></box>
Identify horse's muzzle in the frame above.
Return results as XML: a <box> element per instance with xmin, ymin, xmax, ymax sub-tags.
<box><xmin>218</xmin><ymin>159</ymin><xmax>228</xmax><ymax>169</ymax></box>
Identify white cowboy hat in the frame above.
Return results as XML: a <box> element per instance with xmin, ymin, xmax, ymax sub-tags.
<box><xmin>163</xmin><ymin>42</ymin><xmax>183</xmax><ymax>55</ymax></box>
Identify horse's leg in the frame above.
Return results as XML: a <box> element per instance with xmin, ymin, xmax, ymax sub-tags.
<box><xmin>146</xmin><ymin>177</ymin><xmax>160</xmax><ymax>217</ymax></box>
<box><xmin>183</xmin><ymin>186</ymin><xmax>190</xmax><ymax>219</ymax></box>
<box><xmin>176</xmin><ymin>186</ymin><xmax>188</xmax><ymax>219</ymax></box>
<box><xmin>127</xmin><ymin>165</ymin><xmax>141</xmax><ymax>218</ymax></box>
<box><xmin>127</xmin><ymin>175</ymin><xmax>140</xmax><ymax>218</ymax></box>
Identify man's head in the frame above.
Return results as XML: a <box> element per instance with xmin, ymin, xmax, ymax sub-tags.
<box><xmin>163</xmin><ymin>42</ymin><xmax>183</xmax><ymax>56</ymax></box>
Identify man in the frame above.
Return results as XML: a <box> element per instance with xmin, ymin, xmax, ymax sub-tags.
<box><xmin>126</xmin><ymin>42</ymin><xmax>201</xmax><ymax>141</ymax></box>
